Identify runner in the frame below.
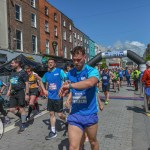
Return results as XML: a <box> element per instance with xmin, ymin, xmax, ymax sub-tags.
<box><xmin>112</xmin><ymin>68</ymin><xmax>120</xmax><ymax>92</ymax></box>
<box><xmin>118</xmin><ymin>68</ymin><xmax>123</xmax><ymax>87</ymax></box>
<box><xmin>125</xmin><ymin>67</ymin><xmax>131</xmax><ymax>86</ymax></box>
<box><xmin>25</xmin><ymin>66</ymin><xmax>41</xmax><ymax>120</ymax></box>
<box><xmin>59</xmin><ymin>46</ymin><xmax>100</xmax><ymax>150</ymax></box>
<box><xmin>142</xmin><ymin>61</ymin><xmax>150</xmax><ymax>109</ymax></box>
<box><xmin>101</xmin><ymin>67</ymin><xmax>115</xmax><ymax>105</ymax></box>
<box><xmin>0</xmin><ymin>80</ymin><xmax>10</xmax><ymax>124</ymax></box>
<box><xmin>40</xmin><ymin>58</ymin><xmax>67</xmax><ymax>140</ymax></box>
<box><xmin>6</xmin><ymin>58</ymin><xmax>29</xmax><ymax>133</ymax></box>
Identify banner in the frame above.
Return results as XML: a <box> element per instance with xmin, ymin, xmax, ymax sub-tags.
<box><xmin>102</xmin><ymin>51</ymin><xmax>127</xmax><ymax>58</ymax></box>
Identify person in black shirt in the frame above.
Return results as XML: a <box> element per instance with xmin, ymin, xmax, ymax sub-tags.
<box><xmin>6</xmin><ymin>58</ymin><xmax>29</xmax><ymax>133</ymax></box>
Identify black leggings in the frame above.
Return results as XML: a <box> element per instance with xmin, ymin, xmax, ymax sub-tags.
<box><xmin>0</xmin><ymin>103</ymin><xmax>7</xmax><ymax>116</ymax></box>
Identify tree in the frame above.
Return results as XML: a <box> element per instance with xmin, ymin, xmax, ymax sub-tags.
<box><xmin>145</xmin><ymin>54</ymin><xmax>150</xmax><ymax>61</ymax></box>
<box><xmin>100</xmin><ymin>59</ymin><xmax>107</xmax><ymax>69</ymax></box>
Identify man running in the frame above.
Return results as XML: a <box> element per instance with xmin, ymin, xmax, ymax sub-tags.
<box><xmin>101</xmin><ymin>67</ymin><xmax>115</xmax><ymax>105</ymax></box>
<box><xmin>0</xmin><ymin>80</ymin><xmax>10</xmax><ymax>124</ymax></box>
<box><xmin>6</xmin><ymin>59</ymin><xmax>29</xmax><ymax>133</ymax></box>
<box><xmin>40</xmin><ymin>58</ymin><xmax>67</xmax><ymax>140</ymax></box>
<box><xmin>59</xmin><ymin>46</ymin><xmax>100</xmax><ymax>150</ymax></box>
<box><xmin>25</xmin><ymin>66</ymin><xmax>41</xmax><ymax>120</ymax></box>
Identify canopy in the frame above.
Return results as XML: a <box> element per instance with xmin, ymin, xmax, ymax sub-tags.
<box><xmin>0</xmin><ymin>54</ymin><xmax>43</xmax><ymax>76</ymax></box>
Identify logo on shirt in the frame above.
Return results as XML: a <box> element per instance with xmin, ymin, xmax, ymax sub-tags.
<box><xmin>54</xmin><ymin>73</ymin><xmax>59</xmax><ymax>76</ymax></box>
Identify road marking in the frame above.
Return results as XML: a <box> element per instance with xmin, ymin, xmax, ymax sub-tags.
<box><xmin>4</xmin><ymin>110</ymin><xmax>48</xmax><ymax>133</ymax></box>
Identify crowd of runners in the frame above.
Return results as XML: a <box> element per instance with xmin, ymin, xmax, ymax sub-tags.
<box><xmin>0</xmin><ymin>46</ymin><xmax>150</xmax><ymax>150</ymax></box>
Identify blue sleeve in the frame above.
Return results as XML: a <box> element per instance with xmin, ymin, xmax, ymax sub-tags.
<box><xmin>42</xmin><ymin>73</ymin><xmax>47</xmax><ymax>83</ymax></box>
<box><xmin>88</xmin><ymin>68</ymin><xmax>100</xmax><ymax>81</ymax></box>
<box><xmin>60</xmin><ymin>70</ymin><xmax>67</xmax><ymax>81</ymax></box>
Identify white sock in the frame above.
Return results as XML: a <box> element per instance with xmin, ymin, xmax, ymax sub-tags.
<box><xmin>51</xmin><ymin>126</ymin><xmax>56</xmax><ymax>133</ymax></box>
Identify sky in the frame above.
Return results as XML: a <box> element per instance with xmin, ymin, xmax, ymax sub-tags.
<box><xmin>48</xmin><ymin>0</ymin><xmax>150</xmax><ymax>56</ymax></box>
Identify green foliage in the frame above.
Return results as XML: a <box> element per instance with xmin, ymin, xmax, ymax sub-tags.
<box><xmin>100</xmin><ymin>59</ymin><xmax>107</xmax><ymax>69</ymax></box>
<box><xmin>145</xmin><ymin>54</ymin><xmax>150</xmax><ymax>61</ymax></box>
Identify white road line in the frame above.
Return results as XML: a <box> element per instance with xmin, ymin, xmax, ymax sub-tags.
<box><xmin>4</xmin><ymin>110</ymin><xmax>48</xmax><ymax>133</ymax></box>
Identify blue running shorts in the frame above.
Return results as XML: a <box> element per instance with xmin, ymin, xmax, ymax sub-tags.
<box><xmin>67</xmin><ymin>113</ymin><xmax>98</xmax><ymax>131</ymax></box>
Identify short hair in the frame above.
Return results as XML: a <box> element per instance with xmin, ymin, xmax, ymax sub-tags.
<box><xmin>47</xmin><ymin>58</ymin><xmax>56</xmax><ymax>63</ymax></box>
<box><xmin>71</xmin><ymin>46</ymin><xmax>85</xmax><ymax>55</ymax></box>
<box><xmin>24</xmin><ymin>65</ymin><xmax>33</xmax><ymax>71</ymax></box>
<box><xmin>12</xmin><ymin>58</ymin><xmax>22</xmax><ymax>67</ymax></box>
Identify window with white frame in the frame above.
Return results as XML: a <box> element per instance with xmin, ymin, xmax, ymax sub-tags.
<box><xmin>46</xmin><ymin>40</ymin><xmax>49</xmax><ymax>54</ymax></box>
<box><xmin>77</xmin><ymin>34</ymin><xmax>80</xmax><ymax>40</ymax></box>
<box><xmin>55</xmin><ymin>46</ymin><xmax>58</xmax><ymax>56</ymax></box>
<box><xmin>54</xmin><ymin>26</ymin><xmax>58</xmax><ymax>37</ymax></box>
<box><xmin>74</xmin><ymin>33</ymin><xmax>76</xmax><ymax>38</ymax></box>
<box><xmin>84</xmin><ymin>39</ymin><xmax>86</xmax><ymax>43</ymax></box>
<box><xmin>69</xmin><ymin>24</ymin><xmax>72</xmax><ymax>30</ymax></box>
<box><xmin>54</xmin><ymin>13</ymin><xmax>57</xmax><ymax>21</ymax></box>
<box><xmin>80</xmin><ymin>36</ymin><xmax>82</xmax><ymax>42</ymax></box>
<box><xmin>64</xmin><ymin>46</ymin><xmax>67</xmax><ymax>58</ymax></box>
<box><xmin>32</xmin><ymin>35</ymin><xmax>37</xmax><ymax>53</ymax></box>
<box><xmin>45</xmin><ymin>6</ymin><xmax>49</xmax><ymax>16</ymax></box>
<box><xmin>63</xmin><ymin>20</ymin><xmax>66</xmax><ymax>27</ymax></box>
<box><xmin>16</xmin><ymin>30</ymin><xmax>22</xmax><ymax>50</ymax></box>
<box><xmin>45</xmin><ymin>20</ymin><xmax>49</xmax><ymax>32</ymax></box>
<box><xmin>70</xmin><ymin>49</ymin><xmax>72</xmax><ymax>59</ymax></box>
<box><xmin>63</xmin><ymin>31</ymin><xmax>66</xmax><ymax>40</ymax></box>
<box><xmin>15</xmin><ymin>4</ymin><xmax>22</xmax><ymax>21</ymax></box>
<box><xmin>31</xmin><ymin>0</ymin><xmax>35</xmax><ymax>8</ymax></box>
<box><xmin>31</xmin><ymin>13</ymin><xmax>36</xmax><ymax>28</ymax></box>
<box><xmin>69</xmin><ymin>34</ymin><xmax>72</xmax><ymax>43</ymax></box>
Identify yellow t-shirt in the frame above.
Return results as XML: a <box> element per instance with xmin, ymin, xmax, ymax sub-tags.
<box><xmin>28</xmin><ymin>73</ymin><xmax>38</xmax><ymax>89</ymax></box>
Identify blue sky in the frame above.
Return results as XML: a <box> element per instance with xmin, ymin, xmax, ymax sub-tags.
<box><xmin>48</xmin><ymin>0</ymin><xmax>150</xmax><ymax>52</ymax></box>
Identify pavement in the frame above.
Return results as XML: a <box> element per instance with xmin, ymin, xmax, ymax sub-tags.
<box><xmin>0</xmin><ymin>81</ymin><xmax>150</xmax><ymax>150</ymax></box>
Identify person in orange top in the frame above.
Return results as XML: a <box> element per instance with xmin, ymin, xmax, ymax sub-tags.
<box><xmin>142</xmin><ymin>61</ymin><xmax>150</xmax><ymax>109</ymax></box>
<box><xmin>25</xmin><ymin>66</ymin><xmax>41</xmax><ymax>120</ymax></box>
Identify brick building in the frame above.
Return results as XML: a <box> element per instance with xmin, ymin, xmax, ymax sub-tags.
<box><xmin>61</xmin><ymin>13</ymin><xmax>74</xmax><ymax>59</ymax></box>
<box><xmin>38</xmin><ymin>1</ymin><xmax>61</xmax><ymax>56</ymax></box>
<box><xmin>7</xmin><ymin>0</ymin><xmax>40</xmax><ymax>54</ymax></box>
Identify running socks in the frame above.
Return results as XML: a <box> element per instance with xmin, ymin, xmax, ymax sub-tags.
<box><xmin>51</xmin><ymin>126</ymin><xmax>56</xmax><ymax>133</ymax></box>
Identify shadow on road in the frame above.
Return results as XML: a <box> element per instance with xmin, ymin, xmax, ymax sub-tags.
<box><xmin>58</xmin><ymin>138</ymin><xmax>69</xmax><ymax>150</ymax></box>
<box><xmin>43</xmin><ymin>119</ymin><xmax>67</xmax><ymax>132</ymax></box>
<box><xmin>126</xmin><ymin>89</ymin><xmax>135</xmax><ymax>91</ymax></box>
<box><xmin>126</xmin><ymin>106</ymin><xmax>145</xmax><ymax>114</ymax></box>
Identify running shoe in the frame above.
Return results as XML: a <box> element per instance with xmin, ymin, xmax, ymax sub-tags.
<box><xmin>105</xmin><ymin>100</ymin><xmax>109</xmax><ymax>105</ymax></box>
<box><xmin>45</xmin><ymin>131</ymin><xmax>57</xmax><ymax>140</ymax></box>
<box><xmin>18</xmin><ymin>123</ymin><xmax>27</xmax><ymax>133</ymax></box>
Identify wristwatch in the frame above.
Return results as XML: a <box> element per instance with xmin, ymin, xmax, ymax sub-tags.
<box><xmin>69</xmin><ymin>82</ymin><xmax>72</xmax><ymax>89</ymax></box>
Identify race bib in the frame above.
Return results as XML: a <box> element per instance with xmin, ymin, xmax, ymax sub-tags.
<box><xmin>49</xmin><ymin>83</ymin><xmax>57</xmax><ymax>90</ymax></box>
<box><xmin>72</xmin><ymin>92</ymin><xmax>87</xmax><ymax>104</ymax></box>
<box><xmin>103</xmin><ymin>76</ymin><xmax>107</xmax><ymax>80</ymax></box>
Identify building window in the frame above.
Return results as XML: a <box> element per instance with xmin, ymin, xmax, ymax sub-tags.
<box><xmin>69</xmin><ymin>24</ymin><xmax>72</xmax><ymax>30</ymax></box>
<box><xmin>16</xmin><ymin>30</ymin><xmax>22</xmax><ymax>50</ymax></box>
<box><xmin>54</xmin><ymin>26</ymin><xmax>58</xmax><ymax>37</ymax></box>
<box><xmin>54</xmin><ymin>13</ymin><xmax>57</xmax><ymax>21</ymax></box>
<box><xmin>63</xmin><ymin>20</ymin><xmax>66</xmax><ymax>27</ymax></box>
<box><xmin>55</xmin><ymin>46</ymin><xmax>58</xmax><ymax>56</ymax></box>
<box><xmin>84</xmin><ymin>39</ymin><xmax>86</xmax><ymax>43</ymax></box>
<box><xmin>31</xmin><ymin>13</ymin><xmax>36</xmax><ymax>28</ymax></box>
<box><xmin>32</xmin><ymin>35</ymin><xmax>37</xmax><ymax>53</ymax></box>
<box><xmin>69</xmin><ymin>34</ymin><xmax>72</xmax><ymax>43</ymax></box>
<box><xmin>74</xmin><ymin>33</ymin><xmax>76</xmax><ymax>38</ymax></box>
<box><xmin>80</xmin><ymin>37</ymin><xmax>83</xmax><ymax>42</ymax></box>
<box><xmin>77</xmin><ymin>34</ymin><xmax>80</xmax><ymax>40</ymax></box>
<box><xmin>64</xmin><ymin>46</ymin><xmax>67</xmax><ymax>58</ymax></box>
<box><xmin>46</xmin><ymin>40</ymin><xmax>49</xmax><ymax>54</ymax></box>
<box><xmin>45</xmin><ymin>6</ymin><xmax>49</xmax><ymax>16</ymax></box>
<box><xmin>15</xmin><ymin>4</ymin><xmax>22</xmax><ymax>21</ymax></box>
<box><xmin>45</xmin><ymin>20</ymin><xmax>49</xmax><ymax>32</ymax></box>
<box><xmin>31</xmin><ymin>0</ymin><xmax>35</xmax><ymax>8</ymax></box>
<box><xmin>63</xmin><ymin>31</ymin><xmax>66</xmax><ymax>40</ymax></box>
<box><xmin>70</xmin><ymin>49</ymin><xmax>72</xmax><ymax>59</ymax></box>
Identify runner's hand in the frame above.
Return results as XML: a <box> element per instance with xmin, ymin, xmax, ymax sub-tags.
<box><xmin>43</xmin><ymin>90</ymin><xmax>48</xmax><ymax>96</ymax></box>
<box><xmin>59</xmin><ymin>82</ymin><xmax>69</xmax><ymax>97</ymax></box>
<box><xmin>99</xmin><ymin>104</ymin><xmax>104</xmax><ymax>111</ymax></box>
